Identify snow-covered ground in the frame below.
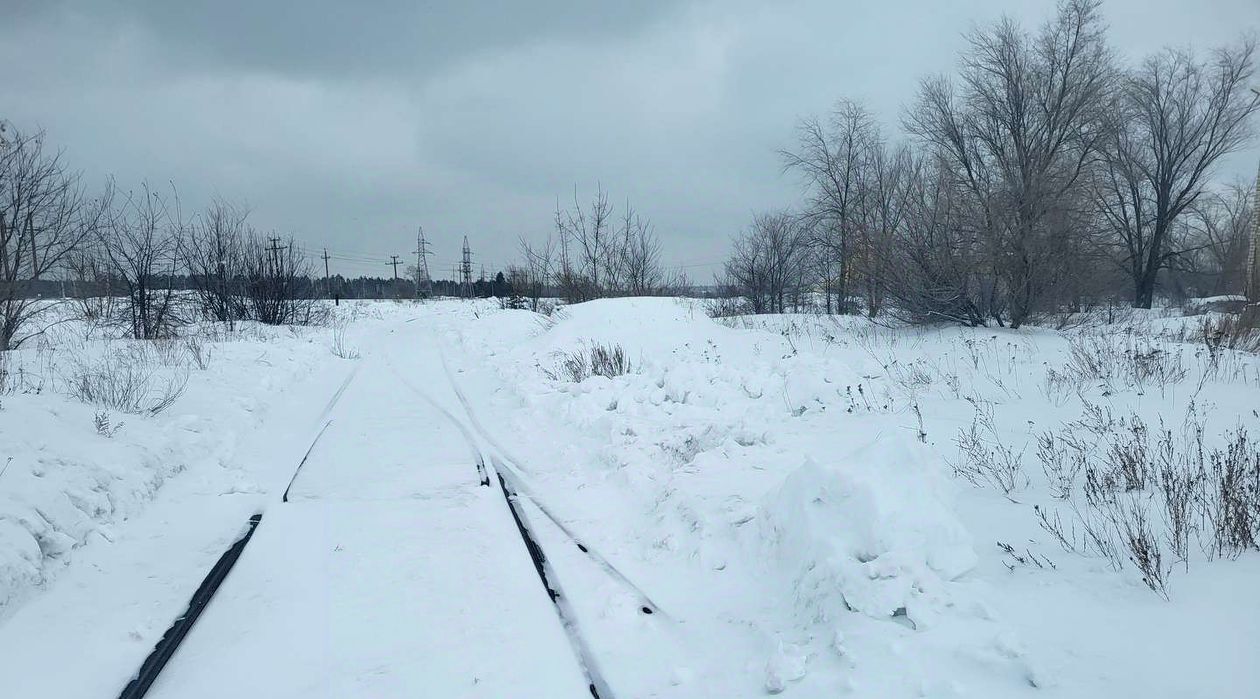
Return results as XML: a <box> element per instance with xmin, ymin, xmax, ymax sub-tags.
<box><xmin>1</xmin><ymin>298</ymin><xmax>1257</xmax><ymax>697</ymax></box>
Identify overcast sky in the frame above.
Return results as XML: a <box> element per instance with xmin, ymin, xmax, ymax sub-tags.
<box><xmin>4</xmin><ymin>0</ymin><xmax>1258</xmax><ymax>280</ymax></box>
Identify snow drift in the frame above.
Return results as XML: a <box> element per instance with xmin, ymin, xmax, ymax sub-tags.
<box><xmin>759</xmin><ymin>446</ymin><xmax>977</xmax><ymax>629</ymax></box>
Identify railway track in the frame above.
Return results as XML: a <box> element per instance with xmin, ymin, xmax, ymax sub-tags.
<box><xmin>116</xmin><ymin>352</ymin><xmax>643</xmax><ymax>698</ymax></box>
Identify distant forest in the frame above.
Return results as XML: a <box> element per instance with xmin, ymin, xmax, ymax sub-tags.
<box><xmin>14</xmin><ymin>273</ymin><xmax>519</xmax><ymax>301</ymax></box>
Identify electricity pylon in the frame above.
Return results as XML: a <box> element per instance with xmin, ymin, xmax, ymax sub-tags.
<box><xmin>460</xmin><ymin>236</ymin><xmax>474</xmax><ymax>299</ymax></box>
<box><xmin>414</xmin><ymin>226</ymin><xmax>433</xmax><ymax>298</ymax></box>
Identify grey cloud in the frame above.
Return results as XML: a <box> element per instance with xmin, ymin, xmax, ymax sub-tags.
<box><xmin>2</xmin><ymin>0</ymin><xmax>1257</xmax><ymax>280</ymax></box>
<box><xmin>7</xmin><ymin>0</ymin><xmax>689</xmax><ymax>80</ymax></box>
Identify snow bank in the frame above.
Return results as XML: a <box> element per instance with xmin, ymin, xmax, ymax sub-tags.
<box><xmin>759</xmin><ymin>443</ymin><xmax>976</xmax><ymax>630</ymax></box>
<box><xmin>0</xmin><ymin>322</ymin><xmax>336</xmax><ymax>616</ymax></box>
<box><xmin>445</xmin><ymin>297</ymin><xmax>1260</xmax><ymax>695</ymax></box>
<box><xmin>535</xmin><ymin>297</ymin><xmax>736</xmax><ymax>362</ymax></box>
<box><xmin>0</xmin><ymin>395</ymin><xmax>184</xmax><ymax>611</ymax></box>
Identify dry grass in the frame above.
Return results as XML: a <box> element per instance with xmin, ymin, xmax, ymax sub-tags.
<box><xmin>544</xmin><ymin>343</ymin><xmax>632</xmax><ymax>382</ymax></box>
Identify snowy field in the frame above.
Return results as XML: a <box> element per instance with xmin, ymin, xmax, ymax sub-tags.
<box><xmin>0</xmin><ymin>297</ymin><xmax>1257</xmax><ymax>697</ymax></box>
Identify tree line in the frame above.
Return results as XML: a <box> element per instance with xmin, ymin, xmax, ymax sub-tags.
<box><xmin>720</xmin><ymin>0</ymin><xmax>1260</xmax><ymax>327</ymax></box>
<box><xmin>2</xmin><ymin>108</ymin><xmax>701</xmax><ymax>351</ymax></box>
<box><xmin>0</xmin><ymin>120</ymin><xmax>546</xmax><ymax>351</ymax></box>
<box><xmin>0</xmin><ymin>126</ymin><xmax>326</xmax><ymax>349</ymax></box>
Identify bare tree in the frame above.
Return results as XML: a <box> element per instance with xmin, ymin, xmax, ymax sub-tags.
<box><xmin>855</xmin><ymin>140</ymin><xmax>912</xmax><ymax>317</ymax></box>
<box><xmin>64</xmin><ymin>238</ymin><xmax>119</xmax><ymax>331</ymax></box>
<box><xmin>518</xmin><ymin>233</ymin><xmax>556</xmax><ymax>311</ymax></box>
<box><xmin>1094</xmin><ymin>39</ymin><xmax>1260</xmax><ymax>308</ymax></box>
<box><xmin>183</xmin><ymin>198</ymin><xmax>249</xmax><ymax>327</ymax></box>
<box><xmin>720</xmin><ymin>212</ymin><xmax>811</xmax><ymax>314</ymax></box>
<box><xmin>879</xmin><ymin>154</ymin><xmax>995</xmax><ymax>326</ymax></box>
<box><xmin>905</xmin><ymin>0</ymin><xmax>1113</xmax><ymax>327</ymax></box>
<box><xmin>554</xmin><ymin>185</ymin><xmax>613</xmax><ymax>302</ymax></box>
<box><xmin>0</xmin><ymin>126</ymin><xmax>109</xmax><ymax>349</ymax></box>
<box><xmin>612</xmin><ymin>201</ymin><xmax>664</xmax><ymax>295</ymax></box>
<box><xmin>1181</xmin><ymin>182</ymin><xmax>1256</xmax><ymax>296</ymax></box>
<box><xmin>99</xmin><ymin>183</ymin><xmax>185</xmax><ymax>340</ymax></box>
<box><xmin>782</xmin><ymin>100</ymin><xmax>877</xmax><ymax>313</ymax></box>
<box><xmin>549</xmin><ymin>185</ymin><xmax>673</xmax><ymax>301</ymax></box>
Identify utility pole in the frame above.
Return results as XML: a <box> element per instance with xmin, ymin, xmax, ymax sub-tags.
<box><xmin>460</xmin><ymin>236</ymin><xmax>474</xmax><ymax>299</ymax></box>
<box><xmin>414</xmin><ymin>226</ymin><xmax>433</xmax><ymax>299</ymax></box>
<box><xmin>322</xmin><ymin>248</ymin><xmax>331</xmax><ymax>297</ymax></box>
<box><xmin>389</xmin><ymin>255</ymin><xmax>402</xmax><ymax>279</ymax></box>
<box><xmin>266</xmin><ymin>237</ymin><xmax>284</xmax><ymax>274</ymax></box>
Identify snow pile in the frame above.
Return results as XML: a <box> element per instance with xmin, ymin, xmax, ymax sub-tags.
<box><xmin>759</xmin><ymin>446</ymin><xmax>976</xmax><ymax>630</ymax></box>
<box><xmin>434</xmin><ymin>298</ymin><xmax>1260</xmax><ymax>696</ymax></box>
<box><xmin>0</xmin><ymin>321</ymin><xmax>337</xmax><ymax>616</ymax></box>
<box><xmin>0</xmin><ymin>395</ymin><xmax>186</xmax><ymax>610</ymax></box>
<box><xmin>443</xmin><ymin>298</ymin><xmax>1026</xmax><ymax>693</ymax></box>
<box><xmin>535</xmin><ymin>297</ymin><xmax>725</xmax><ymax>360</ymax></box>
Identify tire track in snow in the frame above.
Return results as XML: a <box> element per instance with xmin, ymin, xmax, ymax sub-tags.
<box><xmin>318</xmin><ymin>365</ymin><xmax>360</xmax><ymax>421</ymax></box>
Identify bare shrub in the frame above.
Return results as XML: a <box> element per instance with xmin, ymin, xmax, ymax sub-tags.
<box><xmin>93</xmin><ymin>410</ymin><xmax>122</xmax><ymax>438</ymax></box>
<box><xmin>1200</xmin><ymin>313</ymin><xmax>1260</xmax><ymax>354</ymax></box>
<box><xmin>183</xmin><ymin>336</ymin><xmax>211</xmax><ymax>370</ymax></box>
<box><xmin>1154</xmin><ymin>427</ymin><xmax>1197</xmax><ymax>564</ymax></box>
<box><xmin>589</xmin><ymin>344</ymin><xmax>630</xmax><ymax>378</ymax></box>
<box><xmin>242</xmin><ymin>235</ymin><xmax>324</xmax><ymax>326</ymax></box>
<box><xmin>184</xmin><ymin>198</ymin><xmax>249</xmax><ymax>326</ymax></box>
<box><xmin>1106</xmin><ymin>417</ymin><xmax>1151</xmax><ymax>491</ymax></box>
<box><xmin>64</xmin><ymin>344</ymin><xmax>189</xmax><ymax>414</ymax></box>
<box><xmin>950</xmin><ymin>399</ymin><xmax>1027</xmax><ymax>494</ymax></box>
<box><xmin>1204</xmin><ymin>427</ymin><xmax>1260</xmax><ymax>558</ymax></box>
<box><xmin>64</xmin><ymin>242</ymin><xmax>122</xmax><ymax>338</ymax></box>
<box><xmin>152</xmin><ymin>337</ymin><xmax>186</xmax><ymax>367</ymax></box>
<box><xmin>1036</xmin><ymin>432</ymin><xmax>1084</xmax><ymax>500</ymax></box>
<box><xmin>1040</xmin><ymin>367</ymin><xmax>1078</xmax><ymax>406</ymax></box>
<box><xmin>1031</xmin><ymin>403</ymin><xmax>1260</xmax><ymax>596</ymax></box>
<box><xmin>706</xmin><ymin>295</ymin><xmax>755</xmax><ymax>319</ymax></box>
<box><xmin>1114</xmin><ymin>498</ymin><xmax>1170</xmax><ymax>599</ymax></box>
<box><xmin>1062</xmin><ymin>335</ymin><xmax>1187</xmax><ymax>395</ymax></box>
<box><xmin>329</xmin><ymin>320</ymin><xmax>359</xmax><ymax>360</ymax></box>
<box><xmin>0</xmin><ymin>348</ymin><xmax>9</xmax><ymax>395</ymax></box>
<box><xmin>545</xmin><ymin>186</ymin><xmax>674</xmax><ymax>302</ymax></box>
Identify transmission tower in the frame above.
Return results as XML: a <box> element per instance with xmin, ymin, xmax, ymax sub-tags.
<box><xmin>414</xmin><ymin>226</ymin><xmax>433</xmax><ymax>299</ymax></box>
<box><xmin>460</xmin><ymin>236</ymin><xmax>474</xmax><ymax>299</ymax></box>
